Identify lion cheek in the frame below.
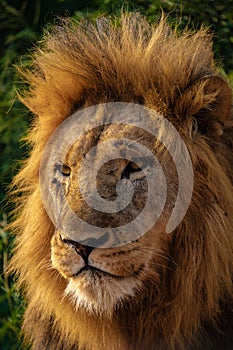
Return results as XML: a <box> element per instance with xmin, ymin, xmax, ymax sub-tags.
<box><xmin>50</xmin><ymin>234</ymin><xmax>85</xmax><ymax>278</ymax></box>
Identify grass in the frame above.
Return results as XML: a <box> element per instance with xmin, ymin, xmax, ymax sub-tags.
<box><xmin>0</xmin><ymin>213</ymin><xmax>25</xmax><ymax>350</ymax></box>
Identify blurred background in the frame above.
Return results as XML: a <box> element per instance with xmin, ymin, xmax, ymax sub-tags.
<box><xmin>0</xmin><ymin>1</ymin><xmax>233</xmax><ymax>349</ymax></box>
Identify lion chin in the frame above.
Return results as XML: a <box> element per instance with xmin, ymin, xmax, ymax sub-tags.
<box><xmin>64</xmin><ymin>272</ymin><xmax>141</xmax><ymax>318</ymax></box>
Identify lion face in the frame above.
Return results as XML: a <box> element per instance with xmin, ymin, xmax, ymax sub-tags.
<box><xmin>50</xmin><ymin>119</ymin><xmax>174</xmax><ymax>316</ymax></box>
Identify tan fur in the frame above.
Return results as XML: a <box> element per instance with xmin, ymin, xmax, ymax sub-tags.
<box><xmin>9</xmin><ymin>13</ymin><xmax>233</xmax><ymax>350</ymax></box>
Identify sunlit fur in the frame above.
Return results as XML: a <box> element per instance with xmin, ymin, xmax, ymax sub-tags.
<box><xmin>9</xmin><ymin>13</ymin><xmax>233</xmax><ymax>350</ymax></box>
<box><xmin>64</xmin><ymin>274</ymin><xmax>142</xmax><ymax>318</ymax></box>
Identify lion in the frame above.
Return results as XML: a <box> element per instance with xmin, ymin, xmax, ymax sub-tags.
<box><xmin>10</xmin><ymin>13</ymin><xmax>233</xmax><ymax>350</ymax></box>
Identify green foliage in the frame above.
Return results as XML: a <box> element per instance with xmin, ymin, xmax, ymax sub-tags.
<box><xmin>0</xmin><ymin>1</ymin><xmax>232</xmax><ymax>349</ymax></box>
<box><xmin>0</xmin><ymin>215</ymin><xmax>26</xmax><ymax>350</ymax></box>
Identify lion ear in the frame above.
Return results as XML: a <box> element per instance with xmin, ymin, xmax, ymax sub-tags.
<box><xmin>175</xmin><ymin>75</ymin><xmax>232</xmax><ymax>136</ymax></box>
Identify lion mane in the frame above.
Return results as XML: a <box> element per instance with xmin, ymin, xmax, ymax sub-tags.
<box><xmin>10</xmin><ymin>13</ymin><xmax>233</xmax><ymax>350</ymax></box>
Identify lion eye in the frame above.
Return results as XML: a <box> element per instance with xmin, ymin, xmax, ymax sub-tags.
<box><xmin>121</xmin><ymin>161</ymin><xmax>142</xmax><ymax>179</ymax></box>
<box><xmin>61</xmin><ymin>164</ymin><xmax>71</xmax><ymax>177</ymax></box>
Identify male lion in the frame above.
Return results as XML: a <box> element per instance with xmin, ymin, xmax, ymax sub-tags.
<box><xmin>10</xmin><ymin>13</ymin><xmax>233</xmax><ymax>350</ymax></box>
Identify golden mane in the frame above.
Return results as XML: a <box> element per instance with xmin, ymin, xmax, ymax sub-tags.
<box><xmin>10</xmin><ymin>13</ymin><xmax>233</xmax><ymax>350</ymax></box>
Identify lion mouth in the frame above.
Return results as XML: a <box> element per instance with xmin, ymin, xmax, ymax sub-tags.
<box><xmin>73</xmin><ymin>264</ymin><xmax>145</xmax><ymax>280</ymax></box>
<box><xmin>73</xmin><ymin>265</ymin><xmax>125</xmax><ymax>279</ymax></box>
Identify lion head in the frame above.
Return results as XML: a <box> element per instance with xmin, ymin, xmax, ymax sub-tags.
<box><xmin>10</xmin><ymin>13</ymin><xmax>233</xmax><ymax>350</ymax></box>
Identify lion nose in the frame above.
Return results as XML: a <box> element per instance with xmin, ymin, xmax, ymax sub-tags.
<box><xmin>62</xmin><ymin>238</ymin><xmax>94</xmax><ymax>264</ymax></box>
